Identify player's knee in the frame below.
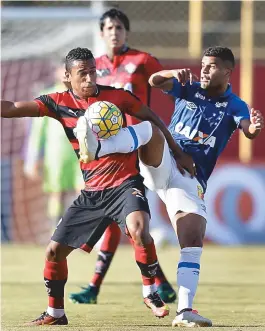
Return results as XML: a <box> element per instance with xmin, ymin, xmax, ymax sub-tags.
<box><xmin>45</xmin><ymin>241</ymin><xmax>72</xmax><ymax>262</ymax></box>
<box><xmin>180</xmin><ymin>236</ymin><xmax>203</xmax><ymax>248</ymax></box>
<box><xmin>126</xmin><ymin>211</ymin><xmax>151</xmax><ymax>245</ymax></box>
<box><xmin>139</xmin><ymin>123</ymin><xmax>165</xmax><ymax>167</ymax></box>
<box><xmin>149</xmin><ymin>122</ymin><xmax>164</xmax><ymax>142</ymax></box>
<box><xmin>128</xmin><ymin>222</ymin><xmax>151</xmax><ymax>246</ymax></box>
<box><xmin>178</xmin><ymin>228</ymin><xmax>204</xmax><ymax>248</ymax></box>
<box><xmin>175</xmin><ymin>213</ymin><xmax>206</xmax><ymax>248</ymax></box>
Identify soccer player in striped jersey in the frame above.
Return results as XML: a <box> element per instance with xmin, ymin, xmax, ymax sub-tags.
<box><xmin>69</xmin><ymin>8</ymin><xmax>176</xmax><ymax>305</ymax></box>
<box><xmin>1</xmin><ymin>47</ymin><xmax>194</xmax><ymax>326</ymax></box>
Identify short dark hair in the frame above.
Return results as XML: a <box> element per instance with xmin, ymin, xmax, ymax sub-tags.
<box><xmin>65</xmin><ymin>47</ymin><xmax>94</xmax><ymax>72</ymax></box>
<box><xmin>100</xmin><ymin>8</ymin><xmax>130</xmax><ymax>31</ymax></box>
<box><xmin>203</xmin><ymin>46</ymin><xmax>235</xmax><ymax>68</ymax></box>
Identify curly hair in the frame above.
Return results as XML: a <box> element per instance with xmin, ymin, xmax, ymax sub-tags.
<box><xmin>65</xmin><ymin>47</ymin><xmax>94</xmax><ymax>72</ymax></box>
<box><xmin>203</xmin><ymin>46</ymin><xmax>235</xmax><ymax>68</ymax></box>
<box><xmin>100</xmin><ymin>8</ymin><xmax>130</xmax><ymax>31</ymax></box>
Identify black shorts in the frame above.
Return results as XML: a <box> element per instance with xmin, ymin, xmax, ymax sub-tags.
<box><xmin>51</xmin><ymin>176</ymin><xmax>150</xmax><ymax>252</ymax></box>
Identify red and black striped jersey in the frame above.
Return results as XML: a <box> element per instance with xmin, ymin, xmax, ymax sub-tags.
<box><xmin>96</xmin><ymin>47</ymin><xmax>163</xmax><ymax>125</ymax></box>
<box><xmin>34</xmin><ymin>85</ymin><xmax>143</xmax><ymax>191</ymax></box>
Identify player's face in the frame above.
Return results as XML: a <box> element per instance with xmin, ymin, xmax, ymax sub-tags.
<box><xmin>101</xmin><ymin>17</ymin><xmax>127</xmax><ymax>50</ymax></box>
<box><xmin>66</xmin><ymin>59</ymin><xmax>97</xmax><ymax>98</ymax></box>
<box><xmin>200</xmin><ymin>56</ymin><xmax>231</xmax><ymax>89</ymax></box>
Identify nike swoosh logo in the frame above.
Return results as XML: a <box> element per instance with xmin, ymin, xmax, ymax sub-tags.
<box><xmin>48</xmin><ymin>319</ymin><xmax>59</xmax><ymax>325</ymax></box>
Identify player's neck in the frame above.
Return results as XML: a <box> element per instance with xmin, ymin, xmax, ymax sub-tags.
<box><xmin>72</xmin><ymin>86</ymin><xmax>98</xmax><ymax>100</ymax></box>
<box><xmin>205</xmin><ymin>84</ymin><xmax>228</xmax><ymax>98</ymax></box>
<box><xmin>106</xmin><ymin>44</ymin><xmax>127</xmax><ymax>61</ymax></box>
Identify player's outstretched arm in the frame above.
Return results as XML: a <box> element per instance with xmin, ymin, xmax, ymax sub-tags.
<box><xmin>149</xmin><ymin>69</ymin><xmax>198</xmax><ymax>91</ymax></box>
<box><xmin>240</xmin><ymin>108</ymin><xmax>264</xmax><ymax>139</ymax></box>
<box><xmin>1</xmin><ymin>100</ymin><xmax>40</xmax><ymax>118</ymax></box>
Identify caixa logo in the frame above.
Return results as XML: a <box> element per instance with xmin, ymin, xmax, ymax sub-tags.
<box><xmin>175</xmin><ymin>122</ymin><xmax>216</xmax><ymax>148</ymax></box>
<box><xmin>205</xmin><ymin>164</ymin><xmax>265</xmax><ymax>244</ymax></box>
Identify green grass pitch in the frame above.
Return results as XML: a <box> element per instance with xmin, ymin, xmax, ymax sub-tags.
<box><xmin>1</xmin><ymin>244</ymin><xmax>265</xmax><ymax>331</ymax></box>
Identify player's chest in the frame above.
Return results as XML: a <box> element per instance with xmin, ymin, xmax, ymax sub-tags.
<box><xmin>96</xmin><ymin>58</ymin><xmax>146</xmax><ymax>91</ymax></box>
<box><xmin>181</xmin><ymin>98</ymin><xmax>232</xmax><ymax>129</ymax></box>
<box><xmin>174</xmin><ymin>98</ymin><xmax>235</xmax><ymax>147</ymax></box>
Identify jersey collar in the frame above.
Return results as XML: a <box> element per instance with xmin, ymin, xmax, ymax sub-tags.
<box><xmin>199</xmin><ymin>83</ymin><xmax>232</xmax><ymax>100</ymax></box>
<box><xmin>103</xmin><ymin>44</ymin><xmax>130</xmax><ymax>60</ymax></box>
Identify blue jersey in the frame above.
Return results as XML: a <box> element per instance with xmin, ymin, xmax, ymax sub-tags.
<box><xmin>165</xmin><ymin>79</ymin><xmax>250</xmax><ymax>191</ymax></box>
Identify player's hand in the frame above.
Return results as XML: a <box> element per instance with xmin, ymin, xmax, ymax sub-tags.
<box><xmin>174</xmin><ymin>152</ymin><xmax>196</xmax><ymax>178</ymax></box>
<box><xmin>250</xmin><ymin>108</ymin><xmax>264</xmax><ymax>130</ymax></box>
<box><xmin>171</xmin><ymin>69</ymin><xmax>199</xmax><ymax>86</ymax></box>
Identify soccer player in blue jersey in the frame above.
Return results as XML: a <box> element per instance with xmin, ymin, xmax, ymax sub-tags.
<box><xmin>75</xmin><ymin>46</ymin><xmax>263</xmax><ymax>327</ymax></box>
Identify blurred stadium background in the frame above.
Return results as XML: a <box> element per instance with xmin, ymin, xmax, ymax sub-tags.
<box><xmin>1</xmin><ymin>0</ymin><xmax>265</xmax><ymax>246</ymax></box>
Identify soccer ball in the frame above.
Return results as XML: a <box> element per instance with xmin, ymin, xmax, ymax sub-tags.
<box><xmin>86</xmin><ymin>101</ymin><xmax>123</xmax><ymax>139</ymax></box>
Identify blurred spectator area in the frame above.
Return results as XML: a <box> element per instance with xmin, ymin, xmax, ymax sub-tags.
<box><xmin>2</xmin><ymin>1</ymin><xmax>265</xmax><ymax>59</ymax></box>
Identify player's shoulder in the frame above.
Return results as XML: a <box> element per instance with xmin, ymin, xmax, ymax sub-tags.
<box><xmin>228</xmin><ymin>92</ymin><xmax>249</xmax><ymax>111</ymax></box>
<box><xmin>98</xmin><ymin>84</ymin><xmax>118</xmax><ymax>92</ymax></box>
<box><xmin>128</xmin><ymin>48</ymin><xmax>159</xmax><ymax>60</ymax></box>
<box><xmin>36</xmin><ymin>90</ymin><xmax>71</xmax><ymax>106</ymax></box>
<box><xmin>43</xmin><ymin>89</ymin><xmax>70</xmax><ymax>100</ymax></box>
<box><xmin>98</xmin><ymin>84</ymin><xmax>128</xmax><ymax>96</ymax></box>
<box><xmin>98</xmin><ymin>84</ymin><xmax>140</xmax><ymax>100</ymax></box>
<box><xmin>181</xmin><ymin>81</ymin><xmax>201</xmax><ymax>95</ymax></box>
<box><xmin>95</xmin><ymin>54</ymin><xmax>107</xmax><ymax>64</ymax></box>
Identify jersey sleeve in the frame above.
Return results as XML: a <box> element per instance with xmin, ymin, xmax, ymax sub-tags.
<box><xmin>34</xmin><ymin>93</ymin><xmax>60</xmax><ymax>119</ymax></box>
<box><xmin>120</xmin><ymin>90</ymin><xmax>143</xmax><ymax>115</ymax></box>
<box><xmin>163</xmin><ymin>78</ymin><xmax>182</xmax><ymax>98</ymax></box>
<box><xmin>144</xmin><ymin>54</ymin><xmax>163</xmax><ymax>78</ymax></box>
<box><xmin>232</xmin><ymin>100</ymin><xmax>251</xmax><ymax>128</ymax></box>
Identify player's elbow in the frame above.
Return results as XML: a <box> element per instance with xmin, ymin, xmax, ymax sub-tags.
<box><xmin>148</xmin><ymin>74</ymin><xmax>156</xmax><ymax>87</ymax></box>
<box><xmin>1</xmin><ymin>109</ymin><xmax>13</xmax><ymax>118</ymax></box>
<box><xmin>149</xmin><ymin>73</ymin><xmax>164</xmax><ymax>88</ymax></box>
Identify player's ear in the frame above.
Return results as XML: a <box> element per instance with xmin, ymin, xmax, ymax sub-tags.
<box><xmin>65</xmin><ymin>71</ymin><xmax>71</xmax><ymax>82</ymax></box>
<box><xmin>225</xmin><ymin>68</ymin><xmax>232</xmax><ymax>78</ymax></box>
<box><xmin>125</xmin><ymin>31</ymin><xmax>129</xmax><ymax>42</ymax></box>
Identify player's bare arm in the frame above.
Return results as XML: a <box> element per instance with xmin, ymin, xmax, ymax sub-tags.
<box><xmin>149</xmin><ymin>69</ymin><xmax>199</xmax><ymax>91</ymax></box>
<box><xmin>240</xmin><ymin>108</ymin><xmax>264</xmax><ymax>139</ymax></box>
<box><xmin>134</xmin><ymin>104</ymin><xmax>196</xmax><ymax>177</ymax></box>
<box><xmin>1</xmin><ymin>100</ymin><xmax>40</xmax><ymax>118</ymax></box>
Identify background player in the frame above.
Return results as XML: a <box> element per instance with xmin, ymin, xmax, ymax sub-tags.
<box><xmin>1</xmin><ymin>47</ymin><xmax>195</xmax><ymax>326</ymax></box>
<box><xmin>24</xmin><ymin>61</ymin><xmax>83</xmax><ymax>229</ymax></box>
<box><xmin>69</xmin><ymin>8</ymin><xmax>176</xmax><ymax>305</ymax></box>
<box><xmin>79</xmin><ymin>46</ymin><xmax>264</xmax><ymax>327</ymax></box>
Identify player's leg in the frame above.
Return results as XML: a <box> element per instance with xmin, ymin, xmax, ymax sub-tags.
<box><xmin>114</xmin><ymin>177</ymin><xmax>169</xmax><ymax>318</ymax></box>
<box><xmin>172</xmin><ymin>213</ymin><xmax>212</xmax><ymax>327</ymax></box>
<box><xmin>154</xmin><ymin>262</ymin><xmax>177</xmax><ymax>303</ymax></box>
<box><xmin>127</xmin><ymin>234</ymin><xmax>176</xmax><ymax>304</ymax></box>
<box><xmin>69</xmin><ymin>221</ymin><xmax>121</xmax><ymax>304</ymax></box>
<box><xmin>156</xmin><ymin>164</ymin><xmax>212</xmax><ymax>327</ymax></box>
<box><xmin>125</xmin><ymin>210</ymin><xmax>169</xmax><ymax>318</ymax></box>
<box><xmin>25</xmin><ymin>240</ymin><xmax>73</xmax><ymax>326</ymax></box>
<box><xmin>75</xmin><ymin>116</ymin><xmax>167</xmax><ymax>169</ymax></box>
<box><xmin>67</xmin><ymin>161</ymin><xmax>121</xmax><ymax>304</ymax></box>
<box><xmin>26</xmin><ymin>190</ymin><xmax>112</xmax><ymax>326</ymax></box>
